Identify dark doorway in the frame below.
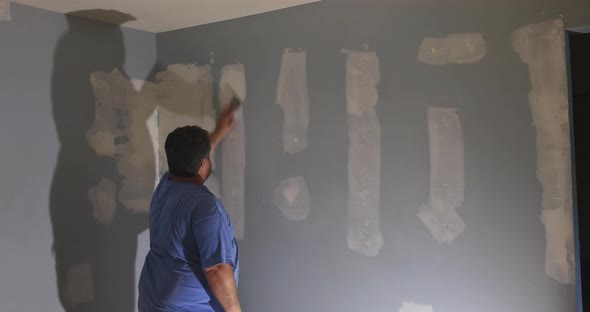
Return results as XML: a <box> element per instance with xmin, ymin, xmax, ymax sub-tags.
<box><xmin>568</xmin><ymin>29</ymin><xmax>590</xmax><ymax>312</ymax></box>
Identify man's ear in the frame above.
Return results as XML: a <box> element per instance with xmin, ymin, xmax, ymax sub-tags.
<box><xmin>199</xmin><ymin>158</ymin><xmax>211</xmax><ymax>171</ymax></box>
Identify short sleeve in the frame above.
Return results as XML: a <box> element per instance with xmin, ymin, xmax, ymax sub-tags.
<box><xmin>192</xmin><ymin>212</ymin><xmax>235</xmax><ymax>270</ymax></box>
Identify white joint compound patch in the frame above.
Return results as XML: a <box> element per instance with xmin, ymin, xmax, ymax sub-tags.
<box><xmin>418</xmin><ymin>33</ymin><xmax>486</xmax><ymax>65</ymax></box>
<box><xmin>205</xmin><ymin>173</ymin><xmax>221</xmax><ymax>198</ymax></box>
<box><xmin>399</xmin><ymin>301</ymin><xmax>434</xmax><ymax>312</ymax></box>
<box><xmin>133</xmin><ymin>79</ymin><xmax>160</xmax><ymax>183</ymax></box>
<box><xmin>418</xmin><ymin>107</ymin><xmax>466</xmax><ymax>244</ymax></box>
<box><xmin>89</xmin><ymin>70</ymin><xmax>159</xmax><ymax>213</ymax></box>
<box><xmin>276</xmin><ymin>48</ymin><xmax>310</xmax><ymax>153</ymax></box>
<box><xmin>88</xmin><ymin>177</ymin><xmax>117</xmax><ymax>225</ymax></box>
<box><xmin>146</xmin><ymin>107</ymin><xmax>160</xmax><ymax>184</ymax></box>
<box><xmin>542</xmin><ymin>207</ymin><xmax>575</xmax><ymax>283</ymax></box>
<box><xmin>513</xmin><ymin>19</ymin><xmax>575</xmax><ymax>284</ymax></box>
<box><xmin>274</xmin><ymin>176</ymin><xmax>311</xmax><ymax>221</ymax></box>
<box><xmin>0</xmin><ymin>1</ymin><xmax>10</xmax><ymax>21</ymax></box>
<box><xmin>65</xmin><ymin>263</ymin><xmax>95</xmax><ymax>306</ymax></box>
<box><xmin>342</xmin><ymin>48</ymin><xmax>383</xmax><ymax>257</ymax></box>
<box><xmin>156</xmin><ymin>64</ymin><xmax>216</xmax><ymax>175</ymax></box>
<box><xmin>219</xmin><ymin>64</ymin><xmax>246</xmax><ymax>239</ymax></box>
<box><xmin>342</xmin><ymin>49</ymin><xmax>380</xmax><ymax>117</ymax></box>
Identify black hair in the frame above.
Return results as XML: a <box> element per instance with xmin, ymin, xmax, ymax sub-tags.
<box><xmin>164</xmin><ymin>125</ymin><xmax>211</xmax><ymax>177</ymax></box>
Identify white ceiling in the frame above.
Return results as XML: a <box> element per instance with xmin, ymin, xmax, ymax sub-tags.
<box><xmin>12</xmin><ymin>0</ymin><xmax>321</xmax><ymax>33</ymax></box>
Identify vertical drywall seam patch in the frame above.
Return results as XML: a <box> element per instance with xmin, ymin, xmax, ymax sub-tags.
<box><xmin>135</xmin><ymin>79</ymin><xmax>160</xmax><ymax>185</ymax></box>
<box><xmin>342</xmin><ymin>47</ymin><xmax>383</xmax><ymax>257</ymax></box>
<box><xmin>274</xmin><ymin>176</ymin><xmax>311</xmax><ymax>221</ymax></box>
<box><xmin>275</xmin><ymin>48</ymin><xmax>312</xmax><ymax>221</ymax></box>
<box><xmin>417</xmin><ymin>33</ymin><xmax>486</xmax><ymax>65</ymax></box>
<box><xmin>418</xmin><ymin>107</ymin><xmax>466</xmax><ymax>244</ymax></box>
<box><xmin>219</xmin><ymin>64</ymin><xmax>246</xmax><ymax>239</ymax></box>
<box><xmin>276</xmin><ymin>48</ymin><xmax>310</xmax><ymax>153</ymax></box>
<box><xmin>399</xmin><ymin>301</ymin><xmax>434</xmax><ymax>312</ymax></box>
<box><xmin>0</xmin><ymin>1</ymin><xmax>10</xmax><ymax>21</ymax></box>
<box><xmin>120</xmin><ymin>78</ymin><xmax>159</xmax><ymax>212</ymax></box>
<box><xmin>88</xmin><ymin>70</ymin><xmax>158</xmax><ymax>213</ymax></box>
<box><xmin>513</xmin><ymin>19</ymin><xmax>575</xmax><ymax>284</ymax></box>
<box><xmin>155</xmin><ymin>64</ymin><xmax>221</xmax><ymax>194</ymax></box>
<box><xmin>156</xmin><ymin>64</ymin><xmax>216</xmax><ymax>174</ymax></box>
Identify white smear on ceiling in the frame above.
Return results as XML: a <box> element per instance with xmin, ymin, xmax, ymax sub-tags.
<box><xmin>12</xmin><ymin>0</ymin><xmax>321</xmax><ymax>33</ymax></box>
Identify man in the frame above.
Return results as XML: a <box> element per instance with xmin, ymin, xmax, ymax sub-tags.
<box><xmin>138</xmin><ymin>106</ymin><xmax>241</xmax><ymax>312</ymax></box>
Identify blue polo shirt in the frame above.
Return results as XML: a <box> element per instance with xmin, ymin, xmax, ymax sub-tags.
<box><xmin>138</xmin><ymin>172</ymin><xmax>239</xmax><ymax>312</ymax></box>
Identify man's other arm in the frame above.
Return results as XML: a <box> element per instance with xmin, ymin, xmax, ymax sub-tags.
<box><xmin>192</xmin><ymin>211</ymin><xmax>241</xmax><ymax>312</ymax></box>
<box><xmin>205</xmin><ymin>264</ymin><xmax>241</xmax><ymax>312</ymax></box>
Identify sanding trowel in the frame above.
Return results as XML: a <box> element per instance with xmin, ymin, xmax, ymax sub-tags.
<box><xmin>230</xmin><ymin>95</ymin><xmax>241</xmax><ymax>111</ymax></box>
<box><xmin>225</xmin><ymin>84</ymin><xmax>243</xmax><ymax>115</ymax></box>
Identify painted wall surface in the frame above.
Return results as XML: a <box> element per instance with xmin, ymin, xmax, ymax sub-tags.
<box><xmin>2</xmin><ymin>1</ymin><xmax>590</xmax><ymax>312</ymax></box>
<box><xmin>0</xmin><ymin>3</ymin><xmax>156</xmax><ymax>312</ymax></box>
<box><xmin>156</xmin><ymin>1</ymin><xmax>590</xmax><ymax>311</ymax></box>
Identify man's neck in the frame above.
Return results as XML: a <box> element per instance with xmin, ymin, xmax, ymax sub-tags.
<box><xmin>169</xmin><ymin>174</ymin><xmax>204</xmax><ymax>185</ymax></box>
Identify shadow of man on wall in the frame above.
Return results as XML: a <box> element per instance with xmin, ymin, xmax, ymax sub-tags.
<box><xmin>50</xmin><ymin>10</ymin><xmax>156</xmax><ymax>312</ymax></box>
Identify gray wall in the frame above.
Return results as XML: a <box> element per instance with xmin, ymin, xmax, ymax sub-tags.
<box><xmin>0</xmin><ymin>3</ymin><xmax>155</xmax><ymax>311</ymax></box>
<box><xmin>2</xmin><ymin>1</ymin><xmax>590</xmax><ymax>312</ymax></box>
<box><xmin>157</xmin><ymin>1</ymin><xmax>590</xmax><ymax>312</ymax></box>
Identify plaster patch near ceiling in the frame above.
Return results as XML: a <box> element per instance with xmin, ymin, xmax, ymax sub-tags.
<box><xmin>418</xmin><ymin>33</ymin><xmax>486</xmax><ymax>65</ymax></box>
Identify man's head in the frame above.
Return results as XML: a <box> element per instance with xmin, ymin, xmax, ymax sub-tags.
<box><xmin>165</xmin><ymin>126</ymin><xmax>212</xmax><ymax>181</ymax></box>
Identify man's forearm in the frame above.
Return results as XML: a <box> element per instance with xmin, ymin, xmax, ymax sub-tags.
<box><xmin>204</xmin><ymin>263</ymin><xmax>241</xmax><ymax>312</ymax></box>
<box><xmin>209</xmin><ymin>129</ymin><xmax>224</xmax><ymax>153</ymax></box>
<box><xmin>210</xmin><ymin>105</ymin><xmax>236</xmax><ymax>153</ymax></box>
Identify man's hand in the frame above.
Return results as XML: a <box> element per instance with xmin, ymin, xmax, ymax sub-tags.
<box><xmin>204</xmin><ymin>263</ymin><xmax>241</xmax><ymax>312</ymax></box>
<box><xmin>210</xmin><ymin>105</ymin><xmax>237</xmax><ymax>152</ymax></box>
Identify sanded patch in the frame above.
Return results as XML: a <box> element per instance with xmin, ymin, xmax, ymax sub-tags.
<box><xmin>343</xmin><ymin>48</ymin><xmax>383</xmax><ymax>257</ymax></box>
<box><xmin>274</xmin><ymin>176</ymin><xmax>311</xmax><ymax>221</ymax></box>
<box><xmin>276</xmin><ymin>48</ymin><xmax>310</xmax><ymax>153</ymax></box>
<box><xmin>219</xmin><ymin>64</ymin><xmax>246</xmax><ymax>240</ymax></box>
<box><xmin>418</xmin><ymin>107</ymin><xmax>465</xmax><ymax>244</ymax></box>
<box><xmin>513</xmin><ymin>19</ymin><xmax>574</xmax><ymax>284</ymax></box>
<box><xmin>418</xmin><ymin>33</ymin><xmax>486</xmax><ymax>65</ymax></box>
